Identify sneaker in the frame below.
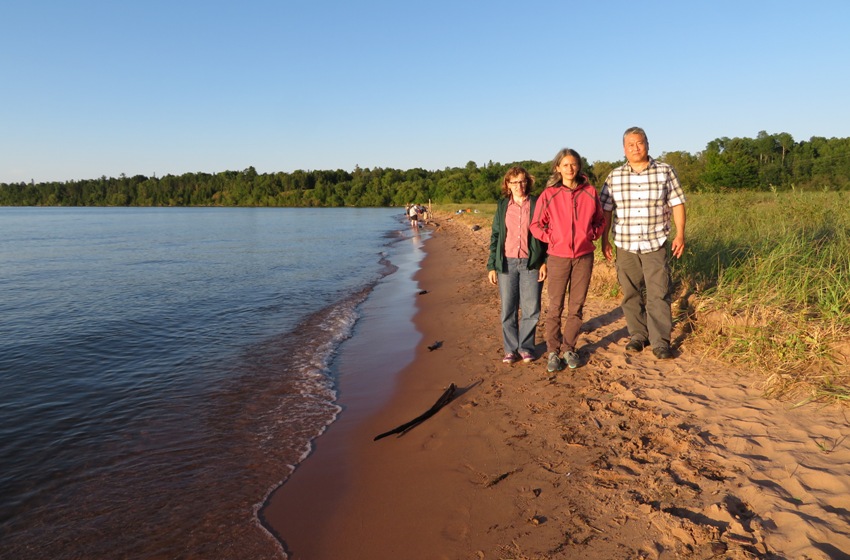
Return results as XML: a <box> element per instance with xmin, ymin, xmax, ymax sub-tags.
<box><xmin>519</xmin><ymin>351</ymin><xmax>535</xmax><ymax>363</ymax></box>
<box><xmin>652</xmin><ymin>346</ymin><xmax>674</xmax><ymax>359</ymax></box>
<box><xmin>563</xmin><ymin>351</ymin><xmax>580</xmax><ymax>369</ymax></box>
<box><xmin>625</xmin><ymin>338</ymin><xmax>648</xmax><ymax>352</ymax></box>
<box><xmin>502</xmin><ymin>352</ymin><xmax>519</xmax><ymax>364</ymax></box>
<box><xmin>546</xmin><ymin>352</ymin><xmax>564</xmax><ymax>373</ymax></box>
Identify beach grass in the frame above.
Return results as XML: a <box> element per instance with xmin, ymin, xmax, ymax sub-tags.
<box><xmin>677</xmin><ymin>190</ymin><xmax>850</xmax><ymax>401</ymax></box>
<box><xmin>435</xmin><ymin>190</ymin><xmax>850</xmax><ymax>402</ymax></box>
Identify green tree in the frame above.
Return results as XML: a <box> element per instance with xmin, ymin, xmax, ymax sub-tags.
<box><xmin>659</xmin><ymin>151</ymin><xmax>704</xmax><ymax>192</ymax></box>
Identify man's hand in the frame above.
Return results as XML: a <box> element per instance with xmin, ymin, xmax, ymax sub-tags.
<box><xmin>602</xmin><ymin>238</ymin><xmax>614</xmax><ymax>261</ymax></box>
<box><xmin>671</xmin><ymin>235</ymin><xmax>685</xmax><ymax>259</ymax></box>
<box><xmin>671</xmin><ymin>204</ymin><xmax>687</xmax><ymax>259</ymax></box>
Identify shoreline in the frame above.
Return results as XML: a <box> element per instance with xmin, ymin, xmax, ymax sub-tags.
<box><xmin>260</xmin><ymin>216</ymin><xmax>491</xmax><ymax>558</ymax></box>
<box><xmin>261</xmin><ymin>213</ymin><xmax>850</xmax><ymax>559</ymax></box>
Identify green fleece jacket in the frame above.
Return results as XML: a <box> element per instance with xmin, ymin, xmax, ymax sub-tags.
<box><xmin>487</xmin><ymin>195</ymin><xmax>548</xmax><ymax>273</ymax></box>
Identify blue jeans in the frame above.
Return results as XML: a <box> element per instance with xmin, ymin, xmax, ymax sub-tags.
<box><xmin>497</xmin><ymin>258</ymin><xmax>542</xmax><ymax>354</ymax></box>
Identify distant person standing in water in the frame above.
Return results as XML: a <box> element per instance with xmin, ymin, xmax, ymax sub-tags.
<box><xmin>530</xmin><ymin>148</ymin><xmax>604</xmax><ymax>373</ymax></box>
<box><xmin>487</xmin><ymin>166</ymin><xmax>548</xmax><ymax>364</ymax></box>
<box><xmin>408</xmin><ymin>203</ymin><xmax>420</xmax><ymax>227</ymax></box>
<box><xmin>600</xmin><ymin>126</ymin><xmax>686</xmax><ymax>360</ymax></box>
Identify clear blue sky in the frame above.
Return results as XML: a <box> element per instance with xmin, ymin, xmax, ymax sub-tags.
<box><xmin>2</xmin><ymin>0</ymin><xmax>849</xmax><ymax>184</ymax></box>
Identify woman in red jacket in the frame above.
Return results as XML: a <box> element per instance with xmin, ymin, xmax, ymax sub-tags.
<box><xmin>530</xmin><ymin>148</ymin><xmax>604</xmax><ymax>372</ymax></box>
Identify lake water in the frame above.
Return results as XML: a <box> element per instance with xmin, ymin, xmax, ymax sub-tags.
<box><xmin>0</xmin><ymin>207</ymin><xmax>426</xmax><ymax>559</ymax></box>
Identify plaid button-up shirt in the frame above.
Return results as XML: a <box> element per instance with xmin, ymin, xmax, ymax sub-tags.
<box><xmin>600</xmin><ymin>157</ymin><xmax>686</xmax><ymax>253</ymax></box>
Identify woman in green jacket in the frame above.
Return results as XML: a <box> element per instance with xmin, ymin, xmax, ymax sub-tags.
<box><xmin>487</xmin><ymin>166</ymin><xmax>548</xmax><ymax>364</ymax></box>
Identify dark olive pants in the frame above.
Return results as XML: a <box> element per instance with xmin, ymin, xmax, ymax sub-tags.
<box><xmin>615</xmin><ymin>247</ymin><xmax>672</xmax><ymax>349</ymax></box>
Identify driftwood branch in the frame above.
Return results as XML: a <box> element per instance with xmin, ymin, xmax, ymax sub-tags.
<box><xmin>373</xmin><ymin>383</ymin><xmax>457</xmax><ymax>441</ymax></box>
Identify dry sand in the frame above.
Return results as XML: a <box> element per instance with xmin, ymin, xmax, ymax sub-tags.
<box><xmin>262</xmin><ymin>212</ymin><xmax>850</xmax><ymax>560</ymax></box>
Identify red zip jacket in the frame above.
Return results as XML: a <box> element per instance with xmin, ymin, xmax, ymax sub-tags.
<box><xmin>530</xmin><ymin>179</ymin><xmax>604</xmax><ymax>259</ymax></box>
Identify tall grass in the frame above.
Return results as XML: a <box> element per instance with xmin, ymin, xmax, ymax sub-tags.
<box><xmin>678</xmin><ymin>190</ymin><xmax>850</xmax><ymax>401</ymax></box>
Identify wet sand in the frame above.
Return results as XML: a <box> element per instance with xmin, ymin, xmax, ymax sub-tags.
<box><xmin>261</xmin><ymin>212</ymin><xmax>850</xmax><ymax>559</ymax></box>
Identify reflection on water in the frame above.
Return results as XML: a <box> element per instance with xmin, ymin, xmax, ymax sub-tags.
<box><xmin>0</xmin><ymin>207</ymin><xmax>421</xmax><ymax>559</ymax></box>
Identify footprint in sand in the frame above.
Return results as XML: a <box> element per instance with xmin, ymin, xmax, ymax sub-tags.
<box><xmin>422</xmin><ymin>433</ymin><xmax>444</xmax><ymax>450</ymax></box>
<box><xmin>440</xmin><ymin>520</ymin><xmax>470</xmax><ymax>541</ymax></box>
<box><xmin>455</xmin><ymin>402</ymin><xmax>476</xmax><ymax>419</ymax></box>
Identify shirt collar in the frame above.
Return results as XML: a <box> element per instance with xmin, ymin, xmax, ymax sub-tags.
<box><xmin>626</xmin><ymin>156</ymin><xmax>656</xmax><ymax>174</ymax></box>
<box><xmin>508</xmin><ymin>196</ymin><xmax>528</xmax><ymax>206</ymax></box>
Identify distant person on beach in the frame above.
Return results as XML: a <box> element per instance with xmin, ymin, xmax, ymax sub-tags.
<box><xmin>408</xmin><ymin>203</ymin><xmax>420</xmax><ymax>227</ymax></box>
<box><xmin>487</xmin><ymin>166</ymin><xmax>548</xmax><ymax>365</ymax></box>
<box><xmin>530</xmin><ymin>148</ymin><xmax>604</xmax><ymax>373</ymax></box>
<box><xmin>600</xmin><ymin>126</ymin><xmax>687</xmax><ymax>360</ymax></box>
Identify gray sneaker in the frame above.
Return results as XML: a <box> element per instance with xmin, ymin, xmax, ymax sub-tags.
<box><xmin>563</xmin><ymin>351</ymin><xmax>580</xmax><ymax>369</ymax></box>
<box><xmin>546</xmin><ymin>352</ymin><xmax>564</xmax><ymax>373</ymax></box>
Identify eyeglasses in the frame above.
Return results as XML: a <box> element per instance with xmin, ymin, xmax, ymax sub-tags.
<box><xmin>508</xmin><ymin>180</ymin><xmax>528</xmax><ymax>186</ymax></box>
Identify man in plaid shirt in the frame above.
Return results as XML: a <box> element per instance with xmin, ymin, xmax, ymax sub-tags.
<box><xmin>600</xmin><ymin>127</ymin><xmax>687</xmax><ymax>359</ymax></box>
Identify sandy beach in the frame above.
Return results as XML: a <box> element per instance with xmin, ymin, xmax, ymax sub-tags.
<box><xmin>261</xmin><ymin>212</ymin><xmax>850</xmax><ymax>560</ymax></box>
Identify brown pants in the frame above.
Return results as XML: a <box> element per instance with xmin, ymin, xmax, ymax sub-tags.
<box><xmin>545</xmin><ymin>254</ymin><xmax>594</xmax><ymax>354</ymax></box>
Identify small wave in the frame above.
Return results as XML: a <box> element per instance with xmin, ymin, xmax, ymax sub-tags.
<box><xmin>250</xmin><ymin>283</ymin><xmax>380</xmax><ymax>554</ymax></box>
<box><xmin>246</xmin><ymin>281</ymin><xmax>376</xmax><ymax>451</ymax></box>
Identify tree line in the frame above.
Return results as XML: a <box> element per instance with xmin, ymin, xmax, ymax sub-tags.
<box><xmin>2</xmin><ymin>131</ymin><xmax>848</xmax><ymax>207</ymax></box>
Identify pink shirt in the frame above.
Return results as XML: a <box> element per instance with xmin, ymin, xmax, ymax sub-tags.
<box><xmin>504</xmin><ymin>197</ymin><xmax>530</xmax><ymax>258</ymax></box>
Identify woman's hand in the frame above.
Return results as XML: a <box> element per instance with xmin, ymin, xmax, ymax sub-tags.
<box><xmin>488</xmin><ymin>270</ymin><xmax>498</xmax><ymax>285</ymax></box>
<box><xmin>538</xmin><ymin>263</ymin><xmax>547</xmax><ymax>282</ymax></box>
